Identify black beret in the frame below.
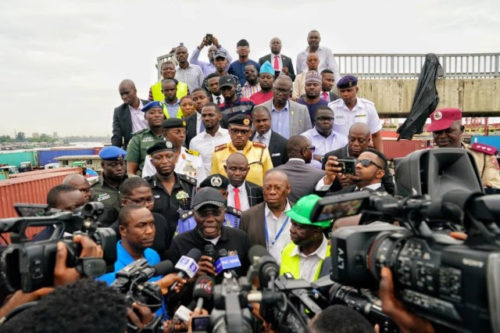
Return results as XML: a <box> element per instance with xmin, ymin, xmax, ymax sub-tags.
<box><xmin>199</xmin><ymin>174</ymin><xmax>229</xmax><ymax>190</ymax></box>
<box><xmin>228</xmin><ymin>114</ymin><xmax>252</xmax><ymax>127</ymax></box>
<box><xmin>162</xmin><ymin>118</ymin><xmax>186</xmax><ymax>129</ymax></box>
<box><xmin>146</xmin><ymin>140</ymin><xmax>175</xmax><ymax>155</ymax></box>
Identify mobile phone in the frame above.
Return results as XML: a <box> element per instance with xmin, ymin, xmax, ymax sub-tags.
<box><xmin>337</xmin><ymin>159</ymin><xmax>356</xmax><ymax>175</ymax></box>
<box><xmin>192</xmin><ymin>315</ymin><xmax>211</xmax><ymax>332</ymax></box>
<box><xmin>205</xmin><ymin>33</ymin><xmax>213</xmax><ymax>45</ymax></box>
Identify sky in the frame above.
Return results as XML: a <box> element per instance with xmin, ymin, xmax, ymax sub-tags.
<box><xmin>0</xmin><ymin>0</ymin><xmax>499</xmax><ymax>137</ymax></box>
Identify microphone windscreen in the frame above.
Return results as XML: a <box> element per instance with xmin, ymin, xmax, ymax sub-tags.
<box><xmin>248</xmin><ymin>245</ymin><xmax>270</xmax><ymax>265</ymax></box>
<box><xmin>153</xmin><ymin>260</ymin><xmax>175</xmax><ymax>276</ymax></box>
<box><xmin>186</xmin><ymin>248</ymin><xmax>203</xmax><ymax>262</ymax></box>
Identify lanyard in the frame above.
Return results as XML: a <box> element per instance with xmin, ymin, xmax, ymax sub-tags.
<box><xmin>264</xmin><ymin>215</ymin><xmax>289</xmax><ymax>248</ymax></box>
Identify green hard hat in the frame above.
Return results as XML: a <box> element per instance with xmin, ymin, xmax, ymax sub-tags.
<box><xmin>285</xmin><ymin>194</ymin><xmax>331</xmax><ymax>228</ymax></box>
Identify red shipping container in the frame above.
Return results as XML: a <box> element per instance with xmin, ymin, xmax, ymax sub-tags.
<box><xmin>383</xmin><ymin>140</ymin><xmax>429</xmax><ymax>159</ymax></box>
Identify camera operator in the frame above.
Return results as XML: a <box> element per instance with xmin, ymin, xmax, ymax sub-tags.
<box><xmin>280</xmin><ymin>194</ymin><xmax>331</xmax><ymax>282</ymax></box>
<box><xmin>308</xmin><ymin>305</ymin><xmax>374</xmax><ymax>333</ymax></box>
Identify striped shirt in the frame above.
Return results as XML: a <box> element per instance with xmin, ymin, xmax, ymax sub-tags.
<box><xmin>175</xmin><ymin>64</ymin><xmax>204</xmax><ymax>91</ymax></box>
<box><xmin>220</xmin><ymin>97</ymin><xmax>255</xmax><ymax>122</ymax></box>
<box><xmin>241</xmin><ymin>82</ymin><xmax>261</xmax><ymax>99</ymax></box>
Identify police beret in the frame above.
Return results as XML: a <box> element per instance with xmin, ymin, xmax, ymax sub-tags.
<box><xmin>162</xmin><ymin>118</ymin><xmax>186</xmax><ymax>129</ymax></box>
<box><xmin>228</xmin><ymin>114</ymin><xmax>252</xmax><ymax>127</ymax></box>
<box><xmin>336</xmin><ymin>75</ymin><xmax>358</xmax><ymax>89</ymax></box>
<box><xmin>142</xmin><ymin>101</ymin><xmax>164</xmax><ymax>112</ymax></box>
<box><xmin>199</xmin><ymin>174</ymin><xmax>229</xmax><ymax>190</ymax></box>
<box><xmin>219</xmin><ymin>75</ymin><xmax>237</xmax><ymax>88</ymax></box>
<box><xmin>99</xmin><ymin>146</ymin><xmax>127</xmax><ymax>160</ymax></box>
<box><xmin>146</xmin><ymin>141</ymin><xmax>175</xmax><ymax>155</ymax></box>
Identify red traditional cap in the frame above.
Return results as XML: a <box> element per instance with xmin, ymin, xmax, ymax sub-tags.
<box><xmin>427</xmin><ymin>108</ymin><xmax>462</xmax><ymax>132</ymax></box>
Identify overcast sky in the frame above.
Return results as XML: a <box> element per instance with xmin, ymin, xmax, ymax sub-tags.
<box><xmin>1</xmin><ymin>0</ymin><xmax>499</xmax><ymax>136</ymax></box>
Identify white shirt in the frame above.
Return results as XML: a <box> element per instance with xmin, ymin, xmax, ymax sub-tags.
<box><xmin>254</xmin><ymin>129</ymin><xmax>271</xmax><ymax>148</ymax></box>
<box><xmin>129</xmin><ymin>100</ymin><xmax>147</xmax><ymax>133</ymax></box>
<box><xmin>329</xmin><ymin>98</ymin><xmax>382</xmax><ymax>137</ymax></box>
<box><xmin>227</xmin><ymin>182</ymin><xmax>250</xmax><ymax>211</ymax></box>
<box><xmin>296</xmin><ymin>46</ymin><xmax>340</xmax><ymax>84</ymax></box>
<box><xmin>289</xmin><ymin>235</ymin><xmax>329</xmax><ymax>282</ymax></box>
<box><xmin>301</xmin><ymin>127</ymin><xmax>348</xmax><ymax>169</ymax></box>
<box><xmin>264</xmin><ymin>201</ymin><xmax>292</xmax><ymax>264</ymax></box>
<box><xmin>189</xmin><ymin>127</ymin><xmax>231</xmax><ymax>176</ymax></box>
<box><xmin>212</xmin><ymin>94</ymin><xmax>225</xmax><ymax>105</ymax></box>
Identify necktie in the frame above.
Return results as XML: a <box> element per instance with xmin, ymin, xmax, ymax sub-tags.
<box><xmin>273</xmin><ymin>55</ymin><xmax>279</xmax><ymax>70</ymax></box>
<box><xmin>200</xmin><ymin>120</ymin><xmax>205</xmax><ymax>132</ymax></box>
<box><xmin>323</xmin><ymin>91</ymin><xmax>328</xmax><ymax>101</ymax></box>
<box><xmin>234</xmin><ymin>187</ymin><xmax>241</xmax><ymax>210</ymax></box>
<box><xmin>216</xmin><ymin>96</ymin><xmax>221</xmax><ymax>105</ymax></box>
<box><xmin>258</xmin><ymin>135</ymin><xmax>265</xmax><ymax>144</ymax></box>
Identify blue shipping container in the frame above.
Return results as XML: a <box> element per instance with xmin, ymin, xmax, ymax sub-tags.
<box><xmin>471</xmin><ymin>136</ymin><xmax>500</xmax><ymax>150</ymax></box>
<box><xmin>37</xmin><ymin>149</ymin><xmax>96</xmax><ymax>166</ymax></box>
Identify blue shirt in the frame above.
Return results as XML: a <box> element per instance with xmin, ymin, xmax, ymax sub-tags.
<box><xmin>297</xmin><ymin>97</ymin><xmax>329</xmax><ymax>124</ymax></box>
<box><xmin>165</xmin><ymin>100</ymin><xmax>181</xmax><ymax>118</ymax></box>
<box><xmin>271</xmin><ymin>101</ymin><xmax>291</xmax><ymax>139</ymax></box>
<box><xmin>228</xmin><ymin>59</ymin><xmax>260</xmax><ymax>86</ymax></box>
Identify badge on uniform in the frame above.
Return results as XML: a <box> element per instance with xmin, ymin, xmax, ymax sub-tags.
<box><xmin>211</xmin><ymin>175</ymin><xmax>223</xmax><ymax>187</ymax></box>
<box><xmin>97</xmin><ymin>193</ymin><xmax>111</xmax><ymax>202</ymax></box>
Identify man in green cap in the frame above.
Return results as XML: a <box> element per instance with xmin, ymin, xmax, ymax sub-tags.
<box><xmin>280</xmin><ymin>194</ymin><xmax>331</xmax><ymax>282</ymax></box>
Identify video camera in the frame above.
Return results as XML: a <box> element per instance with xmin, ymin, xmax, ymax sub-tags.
<box><xmin>0</xmin><ymin>202</ymin><xmax>116</xmax><ymax>292</ymax></box>
<box><xmin>311</xmin><ymin>148</ymin><xmax>500</xmax><ymax>332</ymax></box>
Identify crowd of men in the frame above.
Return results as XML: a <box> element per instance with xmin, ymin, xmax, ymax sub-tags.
<box><xmin>2</xmin><ymin>30</ymin><xmax>500</xmax><ymax>332</ymax></box>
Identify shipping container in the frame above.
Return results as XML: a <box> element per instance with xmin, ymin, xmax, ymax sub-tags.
<box><xmin>471</xmin><ymin>136</ymin><xmax>500</xmax><ymax>150</ymax></box>
<box><xmin>382</xmin><ymin>139</ymin><xmax>429</xmax><ymax>159</ymax></box>
<box><xmin>37</xmin><ymin>148</ymin><xmax>96</xmax><ymax>166</ymax></box>
<box><xmin>8</xmin><ymin>167</ymin><xmax>82</xmax><ymax>179</ymax></box>
<box><xmin>0</xmin><ymin>150</ymin><xmax>38</xmax><ymax>168</ymax></box>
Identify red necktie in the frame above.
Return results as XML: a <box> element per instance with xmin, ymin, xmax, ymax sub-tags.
<box><xmin>273</xmin><ymin>55</ymin><xmax>279</xmax><ymax>70</ymax></box>
<box><xmin>323</xmin><ymin>91</ymin><xmax>328</xmax><ymax>101</ymax></box>
<box><xmin>234</xmin><ymin>187</ymin><xmax>241</xmax><ymax>210</ymax></box>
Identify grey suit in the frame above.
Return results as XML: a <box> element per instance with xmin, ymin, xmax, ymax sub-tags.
<box><xmin>275</xmin><ymin>159</ymin><xmax>325</xmax><ymax>202</ymax></box>
<box><xmin>258</xmin><ymin>100</ymin><xmax>312</xmax><ymax>139</ymax></box>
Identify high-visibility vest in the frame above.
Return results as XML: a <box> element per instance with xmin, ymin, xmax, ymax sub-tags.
<box><xmin>150</xmin><ymin>80</ymin><xmax>188</xmax><ymax>102</ymax></box>
<box><xmin>162</xmin><ymin>104</ymin><xmax>183</xmax><ymax>119</ymax></box>
<box><xmin>280</xmin><ymin>242</ymin><xmax>331</xmax><ymax>281</ymax></box>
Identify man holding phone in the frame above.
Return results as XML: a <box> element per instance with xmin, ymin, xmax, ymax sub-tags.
<box><xmin>190</xmin><ymin>34</ymin><xmax>232</xmax><ymax>77</ymax></box>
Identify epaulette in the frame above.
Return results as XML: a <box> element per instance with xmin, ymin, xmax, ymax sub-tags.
<box><xmin>470</xmin><ymin>143</ymin><xmax>496</xmax><ymax>156</ymax></box>
<box><xmin>227</xmin><ymin>206</ymin><xmax>242</xmax><ymax>216</ymax></box>
<box><xmin>329</xmin><ymin>98</ymin><xmax>343</xmax><ymax>105</ymax></box>
<box><xmin>180</xmin><ymin>210</ymin><xmax>194</xmax><ymax>220</ymax></box>
<box><xmin>359</xmin><ymin>98</ymin><xmax>375</xmax><ymax>106</ymax></box>
<box><xmin>179</xmin><ymin>173</ymin><xmax>197</xmax><ymax>185</ymax></box>
<box><xmin>252</xmin><ymin>141</ymin><xmax>266</xmax><ymax>149</ymax></box>
<box><xmin>214</xmin><ymin>143</ymin><xmax>227</xmax><ymax>152</ymax></box>
<box><xmin>185</xmin><ymin>149</ymin><xmax>200</xmax><ymax>156</ymax></box>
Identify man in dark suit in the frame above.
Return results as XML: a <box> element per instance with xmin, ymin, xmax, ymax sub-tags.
<box><xmin>320</xmin><ymin>69</ymin><xmax>340</xmax><ymax>103</ymax></box>
<box><xmin>185</xmin><ymin>88</ymin><xmax>210</xmax><ymax>147</ymax></box>
<box><xmin>275</xmin><ymin>135</ymin><xmax>324</xmax><ymax>202</ymax></box>
<box><xmin>250</xmin><ymin>106</ymin><xmax>288</xmax><ymax>167</ymax></box>
<box><xmin>112</xmin><ymin>79</ymin><xmax>149</xmax><ymax>149</ymax></box>
<box><xmin>259</xmin><ymin>37</ymin><xmax>295</xmax><ymax>81</ymax></box>
<box><xmin>240</xmin><ymin>170</ymin><xmax>292</xmax><ymax>263</ymax></box>
<box><xmin>224</xmin><ymin>153</ymin><xmax>263</xmax><ymax>211</ymax></box>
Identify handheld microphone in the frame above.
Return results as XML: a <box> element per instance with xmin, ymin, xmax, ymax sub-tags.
<box><xmin>214</xmin><ymin>249</ymin><xmax>241</xmax><ymax>275</ymax></box>
<box><xmin>204</xmin><ymin>244</ymin><xmax>216</xmax><ymax>259</ymax></box>
<box><xmin>169</xmin><ymin>248</ymin><xmax>202</xmax><ymax>292</ymax></box>
<box><xmin>193</xmin><ymin>275</ymin><xmax>215</xmax><ymax>312</ymax></box>
<box><xmin>137</xmin><ymin>260</ymin><xmax>174</xmax><ymax>281</ymax></box>
<box><xmin>248</xmin><ymin>245</ymin><xmax>279</xmax><ymax>287</ymax></box>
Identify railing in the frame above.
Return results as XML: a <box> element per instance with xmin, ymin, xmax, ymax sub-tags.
<box><xmin>336</xmin><ymin>53</ymin><xmax>500</xmax><ymax>79</ymax></box>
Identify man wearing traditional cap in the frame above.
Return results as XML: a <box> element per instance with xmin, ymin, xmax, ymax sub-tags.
<box><xmin>428</xmin><ymin>108</ymin><xmax>500</xmax><ymax>188</ymax></box>
<box><xmin>141</xmin><ymin>118</ymin><xmax>206</xmax><ymax>184</ymax></box>
<box><xmin>149</xmin><ymin>60</ymin><xmax>189</xmax><ymax>102</ymax></box>
<box><xmin>91</xmin><ymin>146</ymin><xmax>128</xmax><ymax>226</ymax></box>
<box><xmin>144</xmin><ymin>141</ymin><xmax>197</xmax><ymax>232</ymax></box>
<box><xmin>126</xmin><ymin>101</ymin><xmax>165</xmax><ymax>175</ymax></box>
<box><xmin>297</xmin><ymin>70</ymin><xmax>329</xmax><ymax>122</ymax></box>
<box><xmin>241</xmin><ymin>64</ymin><xmax>261</xmax><ymax>98</ymax></box>
<box><xmin>293</xmin><ymin>53</ymin><xmax>320</xmax><ymax>100</ymax></box>
<box><xmin>280</xmin><ymin>194</ymin><xmax>331</xmax><ymax>282</ymax></box>
<box><xmin>177</xmin><ymin>174</ymin><xmax>242</xmax><ymax>234</ymax></box>
<box><xmin>249</xmin><ymin>61</ymin><xmax>275</xmax><ymax>105</ymax></box>
<box><xmin>218</xmin><ymin>75</ymin><xmax>255</xmax><ymax>123</ymax></box>
<box><xmin>211</xmin><ymin>114</ymin><xmax>273</xmax><ymax>187</ymax></box>
<box><xmin>228</xmin><ymin>39</ymin><xmax>260</xmax><ymax>86</ymax></box>
<box><xmin>190</xmin><ymin>34</ymin><xmax>232</xmax><ymax>77</ymax></box>
<box><xmin>259</xmin><ymin>37</ymin><xmax>296</xmax><ymax>81</ymax></box>
<box><xmin>329</xmin><ymin>75</ymin><xmax>384</xmax><ymax>152</ymax></box>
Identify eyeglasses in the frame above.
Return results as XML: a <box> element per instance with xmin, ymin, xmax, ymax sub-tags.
<box><xmin>124</xmin><ymin>196</ymin><xmax>155</xmax><ymax>204</ymax></box>
<box><xmin>357</xmin><ymin>159</ymin><xmax>384</xmax><ymax>169</ymax></box>
<box><xmin>308</xmin><ymin>146</ymin><xmax>316</xmax><ymax>152</ymax></box>
<box><xmin>230</xmin><ymin>128</ymin><xmax>251</xmax><ymax>135</ymax></box>
<box><xmin>316</xmin><ymin>117</ymin><xmax>333</xmax><ymax>121</ymax></box>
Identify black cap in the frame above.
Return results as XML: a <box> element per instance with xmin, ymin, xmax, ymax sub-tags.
<box><xmin>237</xmin><ymin>39</ymin><xmax>249</xmax><ymax>47</ymax></box>
<box><xmin>228</xmin><ymin>114</ymin><xmax>252</xmax><ymax>127</ymax></box>
<box><xmin>162</xmin><ymin>118</ymin><xmax>186</xmax><ymax>129</ymax></box>
<box><xmin>219</xmin><ymin>75</ymin><xmax>237</xmax><ymax>89</ymax></box>
<box><xmin>214</xmin><ymin>50</ymin><xmax>227</xmax><ymax>59</ymax></box>
<box><xmin>199</xmin><ymin>174</ymin><xmax>229</xmax><ymax>190</ymax></box>
<box><xmin>192</xmin><ymin>187</ymin><xmax>226</xmax><ymax>211</ymax></box>
<box><xmin>146</xmin><ymin>141</ymin><xmax>175</xmax><ymax>155</ymax></box>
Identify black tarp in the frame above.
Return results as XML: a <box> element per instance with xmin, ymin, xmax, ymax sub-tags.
<box><xmin>397</xmin><ymin>53</ymin><xmax>443</xmax><ymax>140</ymax></box>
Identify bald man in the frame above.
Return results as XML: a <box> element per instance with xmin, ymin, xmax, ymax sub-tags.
<box><xmin>63</xmin><ymin>174</ymin><xmax>92</xmax><ymax>203</ymax></box>
<box><xmin>112</xmin><ymin>79</ymin><xmax>150</xmax><ymax>148</ymax></box>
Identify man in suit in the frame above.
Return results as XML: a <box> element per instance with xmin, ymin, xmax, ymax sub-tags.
<box><xmin>240</xmin><ymin>170</ymin><xmax>292</xmax><ymax>263</ymax></box>
<box><xmin>185</xmin><ymin>88</ymin><xmax>210</xmax><ymax>147</ymax></box>
<box><xmin>251</xmin><ymin>106</ymin><xmax>288</xmax><ymax>167</ymax></box>
<box><xmin>224</xmin><ymin>152</ymin><xmax>263</xmax><ymax>211</ymax></box>
<box><xmin>259</xmin><ymin>37</ymin><xmax>295</xmax><ymax>81</ymax></box>
<box><xmin>320</xmin><ymin>69</ymin><xmax>339</xmax><ymax>103</ymax></box>
<box><xmin>258</xmin><ymin>76</ymin><xmax>312</xmax><ymax>139</ymax></box>
<box><xmin>112</xmin><ymin>79</ymin><xmax>149</xmax><ymax>149</ymax></box>
<box><xmin>275</xmin><ymin>135</ymin><xmax>324</xmax><ymax>202</ymax></box>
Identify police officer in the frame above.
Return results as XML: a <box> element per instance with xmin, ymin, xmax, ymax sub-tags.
<box><xmin>91</xmin><ymin>146</ymin><xmax>128</xmax><ymax>226</ymax></box>
<box><xmin>280</xmin><ymin>194</ymin><xmax>332</xmax><ymax>283</ymax></box>
<box><xmin>177</xmin><ymin>174</ymin><xmax>241</xmax><ymax>234</ymax></box>
<box><xmin>141</xmin><ymin>118</ymin><xmax>206</xmax><ymax>184</ymax></box>
<box><xmin>211</xmin><ymin>114</ymin><xmax>273</xmax><ymax>186</ymax></box>
<box><xmin>126</xmin><ymin>101</ymin><xmax>165</xmax><ymax>175</ymax></box>
<box><xmin>144</xmin><ymin>141</ymin><xmax>196</xmax><ymax>232</ymax></box>
<box><xmin>428</xmin><ymin>108</ymin><xmax>500</xmax><ymax>188</ymax></box>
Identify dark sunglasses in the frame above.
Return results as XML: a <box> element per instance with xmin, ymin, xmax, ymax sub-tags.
<box><xmin>316</xmin><ymin>116</ymin><xmax>333</xmax><ymax>121</ymax></box>
<box><xmin>357</xmin><ymin>159</ymin><xmax>383</xmax><ymax>169</ymax></box>
<box><xmin>230</xmin><ymin>128</ymin><xmax>251</xmax><ymax>135</ymax></box>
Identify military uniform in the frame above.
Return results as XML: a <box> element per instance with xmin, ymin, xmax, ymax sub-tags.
<box><xmin>210</xmin><ymin>141</ymin><xmax>273</xmax><ymax>187</ymax></box>
<box><xmin>126</xmin><ymin>128</ymin><xmax>163</xmax><ymax>173</ymax></box>
<box><xmin>465</xmin><ymin>143</ymin><xmax>500</xmax><ymax>188</ymax></box>
<box><xmin>176</xmin><ymin>206</ymin><xmax>242</xmax><ymax>234</ymax></box>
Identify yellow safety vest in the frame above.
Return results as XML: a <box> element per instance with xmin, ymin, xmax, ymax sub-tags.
<box><xmin>280</xmin><ymin>242</ymin><xmax>331</xmax><ymax>281</ymax></box>
<box><xmin>162</xmin><ymin>104</ymin><xmax>184</xmax><ymax>119</ymax></box>
<box><xmin>150</xmin><ymin>80</ymin><xmax>189</xmax><ymax>102</ymax></box>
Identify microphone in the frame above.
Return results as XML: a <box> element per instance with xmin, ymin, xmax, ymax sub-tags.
<box><xmin>248</xmin><ymin>245</ymin><xmax>279</xmax><ymax>287</ymax></box>
<box><xmin>169</xmin><ymin>248</ymin><xmax>202</xmax><ymax>292</ymax></box>
<box><xmin>193</xmin><ymin>275</ymin><xmax>215</xmax><ymax>312</ymax></box>
<box><xmin>137</xmin><ymin>260</ymin><xmax>175</xmax><ymax>282</ymax></box>
<box><xmin>214</xmin><ymin>249</ymin><xmax>241</xmax><ymax>275</ymax></box>
<box><xmin>204</xmin><ymin>244</ymin><xmax>216</xmax><ymax>262</ymax></box>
